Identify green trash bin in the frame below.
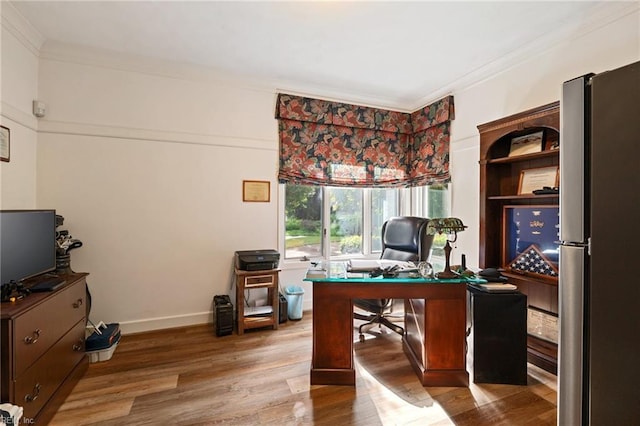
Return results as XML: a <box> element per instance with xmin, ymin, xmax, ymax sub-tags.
<box><xmin>285</xmin><ymin>286</ymin><xmax>304</xmax><ymax>320</ymax></box>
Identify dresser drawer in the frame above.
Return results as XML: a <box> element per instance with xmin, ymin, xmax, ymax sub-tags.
<box><xmin>244</xmin><ymin>274</ymin><xmax>275</xmax><ymax>288</ymax></box>
<box><xmin>14</xmin><ymin>279</ymin><xmax>86</xmax><ymax>377</ymax></box>
<box><xmin>15</xmin><ymin>318</ymin><xmax>86</xmax><ymax>421</ymax></box>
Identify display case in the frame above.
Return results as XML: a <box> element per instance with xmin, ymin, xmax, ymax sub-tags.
<box><xmin>477</xmin><ymin>101</ymin><xmax>560</xmax><ymax>373</ymax></box>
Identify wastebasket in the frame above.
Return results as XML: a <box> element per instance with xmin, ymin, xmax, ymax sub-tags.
<box><xmin>285</xmin><ymin>285</ymin><xmax>305</xmax><ymax>320</ymax></box>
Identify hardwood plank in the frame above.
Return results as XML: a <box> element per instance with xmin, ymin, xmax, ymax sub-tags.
<box><xmin>49</xmin><ymin>312</ymin><xmax>557</xmax><ymax>425</ymax></box>
<box><xmin>50</xmin><ymin>398</ymin><xmax>134</xmax><ymax>425</ymax></box>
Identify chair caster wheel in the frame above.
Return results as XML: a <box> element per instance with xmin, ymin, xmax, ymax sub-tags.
<box><xmin>359</xmin><ymin>334</ymin><xmax>365</xmax><ymax>342</ymax></box>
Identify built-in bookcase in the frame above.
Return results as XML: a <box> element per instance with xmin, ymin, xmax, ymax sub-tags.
<box><xmin>477</xmin><ymin>102</ymin><xmax>560</xmax><ymax>374</ymax></box>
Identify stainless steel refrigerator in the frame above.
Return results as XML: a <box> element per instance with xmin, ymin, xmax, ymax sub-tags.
<box><xmin>559</xmin><ymin>61</ymin><xmax>639</xmax><ymax>425</ymax></box>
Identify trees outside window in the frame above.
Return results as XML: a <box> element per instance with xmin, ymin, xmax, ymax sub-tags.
<box><xmin>283</xmin><ymin>185</ymin><xmax>322</xmax><ymax>259</ymax></box>
<box><xmin>283</xmin><ymin>184</ymin><xmax>449</xmax><ymax>262</ymax></box>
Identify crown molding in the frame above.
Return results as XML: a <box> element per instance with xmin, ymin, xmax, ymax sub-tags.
<box><xmin>1</xmin><ymin>1</ymin><xmax>45</xmax><ymax>56</ymax></box>
<box><xmin>39</xmin><ymin>40</ymin><xmax>278</xmax><ymax>96</ymax></box>
<box><xmin>9</xmin><ymin>1</ymin><xmax>638</xmax><ymax>114</ymax></box>
<box><xmin>408</xmin><ymin>2</ymin><xmax>640</xmax><ymax>111</ymax></box>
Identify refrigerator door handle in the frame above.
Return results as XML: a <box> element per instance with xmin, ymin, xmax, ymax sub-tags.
<box><xmin>559</xmin><ymin>239</ymin><xmax>591</xmax><ymax>254</ymax></box>
<box><xmin>560</xmin><ymin>77</ymin><xmax>588</xmax><ymax>243</ymax></box>
<box><xmin>559</xmin><ymin>241</ymin><xmax>587</xmax><ymax>247</ymax></box>
<box><xmin>558</xmin><ymin>245</ymin><xmax>586</xmax><ymax>426</ymax></box>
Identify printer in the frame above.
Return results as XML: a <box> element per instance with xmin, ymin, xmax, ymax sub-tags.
<box><xmin>235</xmin><ymin>249</ymin><xmax>280</xmax><ymax>271</ymax></box>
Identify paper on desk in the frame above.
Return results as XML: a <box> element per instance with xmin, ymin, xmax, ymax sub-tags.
<box><xmin>471</xmin><ymin>283</ymin><xmax>518</xmax><ymax>292</ymax></box>
<box><xmin>347</xmin><ymin>259</ymin><xmax>415</xmax><ymax>272</ymax></box>
<box><xmin>305</xmin><ymin>260</ymin><xmax>343</xmax><ymax>278</ymax></box>
<box><xmin>305</xmin><ymin>268</ymin><xmax>328</xmax><ymax>279</ymax></box>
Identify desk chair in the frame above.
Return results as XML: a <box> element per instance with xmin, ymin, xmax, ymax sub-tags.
<box><xmin>354</xmin><ymin>216</ymin><xmax>433</xmax><ymax>342</ymax></box>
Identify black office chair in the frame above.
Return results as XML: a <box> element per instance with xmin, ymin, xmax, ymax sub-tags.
<box><xmin>354</xmin><ymin>216</ymin><xmax>433</xmax><ymax>342</ymax></box>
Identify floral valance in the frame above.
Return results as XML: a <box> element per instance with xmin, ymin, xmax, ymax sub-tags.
<box><xmin>276</xmin><ymin>94</ymin><xmax>454</xmax><ymax>187</ymax></box>
<box><xmin>411</xmin><ymin>95</ymin><xmax>455</xmax><ymax>133</ymax></box>
<box><xmin>275</xmin><ymin>94</ymin><xmax>414</xmax><ymax>134</ymax></box>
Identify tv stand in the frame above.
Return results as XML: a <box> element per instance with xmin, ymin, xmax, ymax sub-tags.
<box><xmin>1</xmin><ymin>272</ymin><xmax>89</xmax><ymax>424</ymax></box>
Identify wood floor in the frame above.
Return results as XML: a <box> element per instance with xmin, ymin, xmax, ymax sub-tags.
<box><xmin>50</xmin><ymin>312</ymin><xmax>557</xmax><ymax>425</ymax></box>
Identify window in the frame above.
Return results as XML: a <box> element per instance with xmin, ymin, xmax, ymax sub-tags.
<box><xmin>370</xmin><ymin>188</ymin><xmax>399</xmax><ymax>254</ymax></box>
<box><xmin>329</xmin><ymin>187</ymin><xmax>363</xmax><ymax>256</ymax></box>
<box><xmin>283</xmin><ymin>185</ymin><xmax>323</xmax><ymax>260</ymax></box>
<box><xmin>282</xmin><ymin>184</ymin><xmax>449</xmax><ymax>262</ymax></box>
<box><xmin>283</xmin><ymin>185</ymin><xmax>400</xmax><ymax>260</ymax></box>
<box><xmin>414</xmin><ymin>184</ymin><xmax>451</xmax><ymax>271</ymax></box>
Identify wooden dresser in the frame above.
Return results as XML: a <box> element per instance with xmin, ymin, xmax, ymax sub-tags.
<box><xmin>1</xmin><ymin>273</ymin><xmax>89</xmax><ymax>423</ymax></box>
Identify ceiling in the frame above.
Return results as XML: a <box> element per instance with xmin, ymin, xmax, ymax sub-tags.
<box><xmin>9</xmin><ymin>1</ymin><xmax>631</xmax><ymax>110</ymax></box>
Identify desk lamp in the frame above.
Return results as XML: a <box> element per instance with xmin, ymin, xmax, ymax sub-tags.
<box><xmin>427</xmin><ymin>218</ymin><xmax>467</xmax><ymax>279</ymax></box>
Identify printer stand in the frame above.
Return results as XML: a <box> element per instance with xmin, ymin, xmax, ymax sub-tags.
<box><xmin>235</xmin><ymin>269</ymin><xmax>280</xmax><ymax>335</ymax></box>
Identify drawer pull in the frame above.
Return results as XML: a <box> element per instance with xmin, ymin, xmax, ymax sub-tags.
<box><xmin>24</xmin><ymin>329</ymin><xmax>41</xmax><ymax>344</ymax></box>
<box><xmin>73</xmin><ymin>339</ymin><xmax>84</xmax><ymax>351</ymax></box>
<box><xmin>73</xmin><ymin>298</ymin><xmax>83</xmax><ymax>308</ymax></box>
<box><xmin>24</xmin><ymin>382</ymin><xmax>41</xmax><ymax>403</ymax></box>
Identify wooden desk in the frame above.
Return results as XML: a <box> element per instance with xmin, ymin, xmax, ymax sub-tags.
<box><xmin>306</xmin><ymin>274</ymin><xmax>479</xmax><ymax>387</ymax></box>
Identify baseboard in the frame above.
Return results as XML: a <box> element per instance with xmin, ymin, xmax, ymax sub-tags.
<box><xmin>119</xmin><ymin>311</ymin><xmax>214</xmax><ymax>335</ymax></box>
<box><xmin>118</xmin><ymin>305</ymin><xmax>313</xmax><ymax>335</ymax></box>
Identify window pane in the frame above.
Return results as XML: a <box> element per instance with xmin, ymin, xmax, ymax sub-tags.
<box><xmin>427</xmin><ymin>184</ymin><xmax>450</xmax><ymax>218</ymax></box>
<box><xmin>426</xmin><ymin>184</ymin><xmax>450</xmax><ymax>271</ymax></box>
<box><xmin>284</xmin><ymin>184</ymin><xmax>322</xmax><ymax>259</ymax></box>
<box><xmin>329</xmin><ymin>187</ymin><xmax>362</xmax><ymax>257</ymax></box>
<box><xmin>371</xmin><ymin>188</ymin><xmax>399</xmax><ymax>253</ymax></box>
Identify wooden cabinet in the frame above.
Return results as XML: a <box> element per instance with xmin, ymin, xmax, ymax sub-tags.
<box><xmin>477</xmin><ymin>102</ymin><xmax>560</xmax><ymax>373</ymax></box>
<box><xmin>1</xmin><ymin>273</ymin><xmax>89</xmax><ymax>423</ymax></box>
<box><xmin>468</xmin><ymin>287</ymin><xmax>527</xmax><ymax>384</ymax></box>
<box><xmin>235</xmin><ymin>269</ymin><xmax>279</xmax><ymax>335</ymax></box>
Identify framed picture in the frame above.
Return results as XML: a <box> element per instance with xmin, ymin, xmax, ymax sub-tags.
<box><xmin>242</xmin><ymin>180</ymin><xmax>270</xmax><ymax>202</ymax></box>
<box><xmin>502</xmin><ymin>205</ymin><xmax>559</xmax><ymax>278</ymax></box>
<box><xmin>508</xmin><ymin>130</ymin><xmax>543</xmax><ymax>157</ymax></box>
<box><xmin>0</xmin><ymin>125</ymin><xmax>9</xmax><ymax>162</ymax></box>
<box><xmin>518</xmin><ymin>166</ymin><xmax>559</xmax><ymax>194</ymax></box>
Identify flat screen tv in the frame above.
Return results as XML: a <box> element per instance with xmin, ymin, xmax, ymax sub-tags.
<box><xmin>1</xmin><ymin>209</ymin><xmax>57</xmax><ymax>285</ymax></box>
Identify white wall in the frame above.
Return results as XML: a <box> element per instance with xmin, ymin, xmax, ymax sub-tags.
<box><xmin>35</xmin><ymin>45</ymin><xmax>281</xmax><ymax>333</ymax></box>
<box><xmin>0</xmin><ymin>3</ymin><xmax>43</xmax><ymax>208</ymax></box>
<box><xmin>3</xmin><ymin>3</ymin><xmax>638</xmax><ymax>333</ymax></box>
<box><xmin>448</xmin><ymin>7</ymin><xmax>639</xmax><ymax>269</ymax></box>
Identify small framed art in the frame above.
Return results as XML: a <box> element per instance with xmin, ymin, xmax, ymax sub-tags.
<box><xmin>508</xmin><ymin>130</ymin><xmax>543</xmax><ymax>157</ymax></box>
<box><xmin>518</xmin><ymin>166</ymin><xmax>559</xmax><ymax>194</ymax></box>
<box><xmin>0</xmin><ymin>125</ymin><xmax>9</xmax><ymax>162</ymax></box>
<box><xmin>242</xmin><ymin>180</ymin><xmax>270</xmax><ymax>202</ymax></box>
